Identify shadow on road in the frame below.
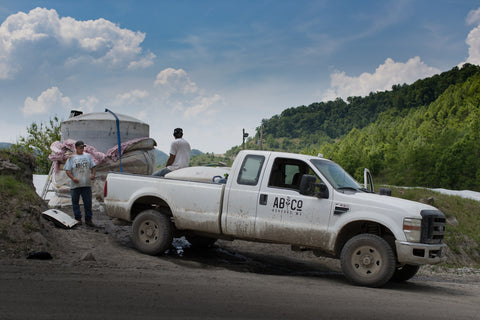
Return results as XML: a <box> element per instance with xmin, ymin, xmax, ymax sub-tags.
<box><xmin>164</xmin><ymin>242</ymin><xmax>344</xmax><ymax>282</ymax></box>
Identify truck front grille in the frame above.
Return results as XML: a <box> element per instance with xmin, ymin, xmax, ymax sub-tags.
<box><xmin>420</xmin><ymin>210</ymin><xmax>446</xmax><ymax>244</ymax></box>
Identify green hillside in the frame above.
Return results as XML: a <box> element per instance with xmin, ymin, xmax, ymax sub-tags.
<box><xmin>233</xmin><ymin>63</ymin><xmax>480</xmax><ymax>191</ymax></box>
<box><xmin>319</xmin><ymin>72</ymin><xmax>480</xmax><ymax>190</ymax></box>
<box><xmin>246</xmin><ymin>63</ymin><xmax>480</xmax><ymax>154</ymax></box>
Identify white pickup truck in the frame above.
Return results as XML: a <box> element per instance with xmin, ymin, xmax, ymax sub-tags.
<box><xmin>104</xmin><ymin>150</ymin><xmax>446</xmax><ymax>287</ymax></box>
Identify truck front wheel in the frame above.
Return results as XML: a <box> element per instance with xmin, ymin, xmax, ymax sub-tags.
<box><xmin>340</xmin><ymin>234</ymin><xmax>396</xmax><ymax>287</ymax></box>
<box><xmin>132</xmin><ymin>209</ymin><xmax>173</xmax><ymax>255</ymax></box>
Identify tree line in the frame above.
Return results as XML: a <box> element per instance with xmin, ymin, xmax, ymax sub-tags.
<box><xmin>235</xmin><ymin>63</ymin><xmax>480</xmax><ymax>190</ymax></box>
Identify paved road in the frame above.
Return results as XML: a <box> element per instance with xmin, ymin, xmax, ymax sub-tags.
<box><xmin>1</xmin><ymin>254</ymin><xmax>479</xmax><ymax>320</ymax></box>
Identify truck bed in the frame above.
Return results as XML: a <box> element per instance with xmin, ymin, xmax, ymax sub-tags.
<box><xmin>104</xmin><ymin>171</ymin><xmax>226</xmax><ymax>234</ymax></box>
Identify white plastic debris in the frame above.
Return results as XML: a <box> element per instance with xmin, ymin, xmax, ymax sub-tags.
<box><xmin>42</xmin><ymin>209</ymin><xmax>79</xmax><ymax>228</ymax></box>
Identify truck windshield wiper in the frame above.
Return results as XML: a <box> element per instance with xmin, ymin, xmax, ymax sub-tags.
<box><xmin>337</xmin><ymin>186</ymin><xmax>360</xmax><ymax>192</ymax></box>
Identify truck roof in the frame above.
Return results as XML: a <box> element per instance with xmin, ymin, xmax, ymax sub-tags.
<box><xmin>238</xmin><ymin>149</ymin><xmax>331</xmax><ymax>163</ymax></box>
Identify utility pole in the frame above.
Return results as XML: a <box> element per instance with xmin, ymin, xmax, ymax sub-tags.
<box><xmin>259</xmin><ymin>125</ymin><xmax>263</xmax><ymax>150</ymax></box>
<box><xmin>242</xmin><ymin>128</ymin><xmax>249</xmax><ymax>150</ymax></box>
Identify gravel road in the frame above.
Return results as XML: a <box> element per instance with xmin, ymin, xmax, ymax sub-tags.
<box><xmin>1</xmin><ymin>206</ymin><xmax>479</xmax><ymax>319</ymax></box>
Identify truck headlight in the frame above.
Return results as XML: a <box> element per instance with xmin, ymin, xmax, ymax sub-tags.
<box><xmin>403</xmin><ymin>218</ymin><xmax>422</xmax><ymax>242</ymax></box>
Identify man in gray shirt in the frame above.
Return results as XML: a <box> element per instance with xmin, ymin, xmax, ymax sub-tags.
<box><xmin>64</xmin><ymin>140</ymin><xmax>96</xmax><ymax>226</ymax></box>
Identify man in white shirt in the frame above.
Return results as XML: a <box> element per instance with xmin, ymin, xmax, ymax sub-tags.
<box><xmin>64</xmin><ymin>140</ymin><xmax>96</xmax><ymax>226</ymax></box>
<box><xmin>153</xmin><ymin>128</ymin><xmax>191</xmax><ymax>177</ymax></box>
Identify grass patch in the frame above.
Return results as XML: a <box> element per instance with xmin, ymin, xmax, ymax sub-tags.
<box><xmin>0</xmin><ymin>175</ymin><xmax>22</xmax><ymax>195</ymax></box>
<box><xmin>387</xmin><ymin>186</ymin><xmax>480</xmax><ymax>267</ymax></box>
<box><xmin>0</xmin><ymin>175</ymin><xmax>42</xmax><ymax>206</ymax></box>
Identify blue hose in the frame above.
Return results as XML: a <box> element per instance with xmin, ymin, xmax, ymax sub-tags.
<box><xmin>105</xmin><ymin>108</ymin><xmax>123</xmax><ymax>172</ymax></box>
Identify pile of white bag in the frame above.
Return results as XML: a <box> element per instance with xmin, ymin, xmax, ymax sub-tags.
<box><xmin>47</xmin><ymin>137</ymin><xmax>157</xmax><ymax>208</ymax></box>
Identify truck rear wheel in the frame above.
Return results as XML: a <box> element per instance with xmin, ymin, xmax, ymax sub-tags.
<box><xmin>132</xmin><ymin>209</ymin><xmax>173</xmax><ymax>255</ymax></box>
<box><xmin>390</xmin><ymin>264</ymin><xmax>420</xmax><ymax>282</ymax></box>
<box><xmin>340</xmin><ymin>234</ymin><xmax>395</xmax><ymax>287</ymax></box>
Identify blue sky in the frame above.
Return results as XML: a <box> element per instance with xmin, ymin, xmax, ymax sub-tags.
<box><xmin>0</xmin><ymin>1</ymin><xmax>479</xmax><ymax>153</ymax></box>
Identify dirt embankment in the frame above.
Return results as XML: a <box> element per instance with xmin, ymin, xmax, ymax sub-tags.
<box><xmin>0</xmin><ymin>151</ymin><xmax>49</xmax><ymax>259</ymax></box>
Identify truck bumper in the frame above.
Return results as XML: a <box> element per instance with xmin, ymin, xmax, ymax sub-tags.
<box><xmin>395</xmin><ymin>240</ymin><xmax>447</xmax><ymax>265</ymax></box>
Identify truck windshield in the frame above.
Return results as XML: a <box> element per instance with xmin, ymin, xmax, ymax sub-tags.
<box><xmin>310</xmin><ymin>159</ymin><xmax>362</xmax><ymax>190</ymax></box>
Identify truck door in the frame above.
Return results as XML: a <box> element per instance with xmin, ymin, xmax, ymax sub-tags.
<box><xmin>222</xmin><ymin>154</ymin><xmax>267</xmax><ymax>237</ymax></box>
<box><xmin>254</xmin><ymin>157</ymin><xmax>333</xmax><ymax>247</ymax></box>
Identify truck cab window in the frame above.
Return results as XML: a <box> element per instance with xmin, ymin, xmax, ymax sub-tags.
<box><xmin>237</xmin><ymin>155</ymin><xmax>265</xmax><ymax>186</ymax></box>
<box><xmin>268</xmin><ymin>158</ymin><xmax>319</xmax><ymax>190</ymax></box>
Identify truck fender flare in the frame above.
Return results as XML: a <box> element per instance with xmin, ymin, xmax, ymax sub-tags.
<box><xmin>128</xmin><ymin>191</ymin><xmax>173</xmax><ymax>221</ymax></box>
<box><xmin>332</xmin><ymin>219</ymin><xmax>397</xmax><ymax>258</ymax></box>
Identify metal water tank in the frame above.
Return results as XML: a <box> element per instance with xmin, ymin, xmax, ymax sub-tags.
<box><xmin>61</xmin><ymin>111</ymin><xmax>149</xmax><ymax>153</ymax></box>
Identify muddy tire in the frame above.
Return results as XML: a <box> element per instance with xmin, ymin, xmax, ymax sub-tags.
<box><xmin>390</xmin><ymin>264</ymin><xmax>420</xmax><ymax>282</ymax></box>
<box><xmin>186</xmin><ymin>235</ymin><xmax>217</xmax><ymax>249</ymax></box>
<box><xmin>132</xmin><ymin>209</ymin><xmax>173</xmax><ymax>255</ymax></box>
<box><xmin>340</xmin><ymin>234</ymin><xmax>396</xmax><ymax>287</ymax></box>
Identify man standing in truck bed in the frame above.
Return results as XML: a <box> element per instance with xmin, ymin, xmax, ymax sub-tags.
<box><xmin>153</xmin><ymin>128</ymin><xmax>191</xmax><ymax>177</ymax></box>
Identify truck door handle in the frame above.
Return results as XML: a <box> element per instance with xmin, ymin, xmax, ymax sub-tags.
<box><xmin>259</xmin><ymin>194</ymin><xmax>268</xmax><ymax>205</ymax></box>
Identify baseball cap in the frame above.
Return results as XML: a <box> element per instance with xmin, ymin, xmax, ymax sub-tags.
<box><xmin>75</xmin><ymin>140</ymin><xmax>86</xmax><ymax>147</ymax></box>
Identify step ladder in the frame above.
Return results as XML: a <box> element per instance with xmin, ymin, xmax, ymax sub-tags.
<box><xmin>41</xmin><ymin>164</ymin><xmax>54</xmax><ymax>200</ymax></box>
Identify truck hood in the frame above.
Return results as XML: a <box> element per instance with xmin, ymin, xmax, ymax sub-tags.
<box><xmin>333</xmin><ymin>190</ymin><xmax>438</xmax><ymax>219</ymax></box>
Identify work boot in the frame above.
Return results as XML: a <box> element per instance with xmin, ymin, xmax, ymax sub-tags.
<box><xmin>85</xmin><ymin>220</ymin><xmax>96</xmax><ymax>228</ymax></box>
<box><xmin>75</xmin><ymin>218</ymin><xmax>82</xmax><ymax>226</ymax></box>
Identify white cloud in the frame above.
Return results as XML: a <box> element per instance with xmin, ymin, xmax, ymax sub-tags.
<box><xmin>113</xmin><ymin>89</ymin><xmax>149</xmax><ymax>106</ymax></box>
<box><xmin>152</xmin><ymin>68</ymin><xmax>223</xmax><ymax>119</ymax></box>
<box><xmin>466</xmin><ymin>25</ymin><xmax>480</xmax><ymax>65</ymax></box>
<box><xmin>79</xmin><ymin>96</ymin><xmax>99</xmax><ymax>113</ymax></box>
<box><xmin>154</xmin><ymin>68</ymin><xmax>198</xmax><ymax>96</ymax></box>
<box><xmin>466</xmin><ymin>8</ymin><xmax>480</xmax><ymax>25</ymax></box>
<box><xmin>128</xmin><ymin>52</ymin><xmax>156</xmax><ymax>69</ymax></box>
<box><xmin>322</xmin><ymin>57</ymin><xmax>440</xmax><ymax>101</ymax></box>
<box><xmin>22</xmin><ymin>87</ymin><xmax>72</xmax><ymax>116</ymax></box>
<box><xmin>184</xmin><ymin>94</ymin><xmax>222</xmax><ymax>118</ymax></box>
<box><xmin>0</xmin><ymin>7</ymin><xmax>155</xmax><ymax>79</ymax></box>
<box><xmin>463</xmin><ymin>7</ymin><xmax>480</xmax><ymax>66</ymax></box>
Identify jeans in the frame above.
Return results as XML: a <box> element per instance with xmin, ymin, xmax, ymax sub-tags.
<box><xmin>71</xmin><ymin>187</ymin><xmax>93</xmax><ymax>221</ymax></box>
<box><xmin>153</xmin><ymin>167</ymin><xmax>171</xmax><ymax>177</ymax></box>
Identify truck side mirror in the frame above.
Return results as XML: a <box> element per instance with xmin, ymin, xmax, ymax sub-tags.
<box><xmin>379</xmin><ymin>187</ymin><xmax>392</xmax><ymax>196</ymax></box>
<box><xmin>299</xmin><ymin>175</ymin><xmax>329</xmax><ymax>199</ymax></box>
<box><xmin>317</xmin><ymin>182</ymin><xmax>329</xmax><ymax>199</ymax></box>
<box><xmin>299</xmin><ymin>175</ymin><xmax>316</xmax><ymax>196</ymax></box>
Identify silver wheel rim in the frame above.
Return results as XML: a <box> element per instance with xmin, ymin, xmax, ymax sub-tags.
<box><xmin>138</xmin><ymin>219</ymin><xmax>159</xmax><ymax>245</ymax></box>
<box><xmin>351</xmin><ymin>245</ymin><xmax>382</xmax><ymax>276</ymax></box>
